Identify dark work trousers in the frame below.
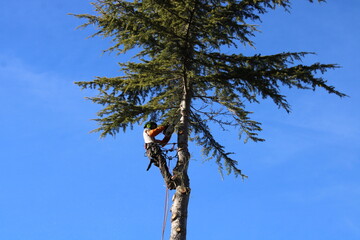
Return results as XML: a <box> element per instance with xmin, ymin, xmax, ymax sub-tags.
<box><xmin>145</xmin><ymin>142</ymin><xmax>175</xmax><ymax>189</ymax></box>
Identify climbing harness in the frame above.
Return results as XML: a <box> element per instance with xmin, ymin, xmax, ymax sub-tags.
<box><xmin>163</xmin><ymin>143</ymin><xmax>177</xmax><ymax>160</ymax></box>
<box><xmin>144</xmin><ymin>143</ymin><xmax>177</xmax><ymax>171</ymax></box>
<box><xmin>144</xmin><ymin>143</ymin><xmax>161</xmax><ymax>171</ymax></box>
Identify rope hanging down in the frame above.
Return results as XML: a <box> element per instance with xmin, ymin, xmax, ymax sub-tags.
<box><xmin>161</xmin><ymin>156</ymin><xmax>172</xmax><ymax>240</ymax></box>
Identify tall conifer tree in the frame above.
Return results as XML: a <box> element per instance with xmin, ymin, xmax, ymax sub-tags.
<box><xmin>73</xmin><ymin>0</ymin><xmax>345</xmax><ymax>239</ymax></box>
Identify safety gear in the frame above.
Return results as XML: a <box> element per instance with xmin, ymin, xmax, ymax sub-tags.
<box><xmin>145</xmin><ymin>143</ymin><xmax>161</xmax><ymax>170</ymax></box>
<box><xmin>144</xmin><ymin>121</ymin><xmax>157</xmax><ymax>129</ymax></box>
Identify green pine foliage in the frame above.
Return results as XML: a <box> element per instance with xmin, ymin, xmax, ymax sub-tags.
<box><xmin>73</xmin><ymin>0</ymin><xmax>345</xmax><ymax>178</ymax></box>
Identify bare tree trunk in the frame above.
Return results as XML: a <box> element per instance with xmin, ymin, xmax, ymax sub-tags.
<box><xmin>170</xmin><ymin>184</ymin><xmax>190</xmax><ymax>240</ymax></box>
<box><xmin>170</xmin><ymin>75</ymin><xmax>191</xmax><ymax>240</ymax></box>
<box><xmin>170</xmin><ymin>124</ymin><xmax>191</xmax><ymax>240</ymax></box>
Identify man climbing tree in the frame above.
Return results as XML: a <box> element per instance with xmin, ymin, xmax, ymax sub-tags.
<box><xmin>73</xmin><ymin>0</ymin><xmax>346</xmax><ymax>239</ymax></box>
<box><xmin>143</xmin><ymin>121</ymin><xmax>176</xmax><ymax>189</ymax></box>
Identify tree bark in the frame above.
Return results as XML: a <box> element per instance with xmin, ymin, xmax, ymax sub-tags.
<box><xmin>170</xmin><ymin>127</ymin><xmax>190</xmax><ymax>240</ymax></box>
<box><xmin>170</xmin><ymin>74</ymin><xmax>191</xmax><ymax>240</ymax></box>
<box><xmin>170</xmin><ymin>184</ymin><xmax>190</xmax><ymax>240</ymax></box>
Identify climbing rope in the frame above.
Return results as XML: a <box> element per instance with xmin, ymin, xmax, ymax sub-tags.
<box><xmin>161</xmin><ymin>145</ymin><xmax>176</xmax><ymax>240</ymax></box>
<box><xmin>161</xmin><ymin>172</ymin><xmax>170</xmax><ymax>240</ymax></box>
<box><xmin>162</xmin><ymin>143</ymin><xmax>177</xmax><ymax>160</ymax></box>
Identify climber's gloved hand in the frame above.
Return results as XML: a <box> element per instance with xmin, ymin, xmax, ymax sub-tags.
<box><xmin>163</xmin><ymin>124</ymin><xmax>169</xmax><ymax>132</ymax></box>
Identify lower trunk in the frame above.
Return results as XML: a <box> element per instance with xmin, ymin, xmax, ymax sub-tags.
<box><xmin>170</xmin><ymin>184</ymin><xmax>190</xmax><ymax>240</ymax></box>
<box><xmin>169</xmin><ymin>117</ymin><xmax>191</xmax><ymax>239</ymax></box>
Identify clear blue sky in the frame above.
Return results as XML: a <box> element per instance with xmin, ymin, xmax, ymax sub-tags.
<box><xmin>1</xmin><ymin>1</ymin><xmax>359</xmax><ymax>240</ymax></box>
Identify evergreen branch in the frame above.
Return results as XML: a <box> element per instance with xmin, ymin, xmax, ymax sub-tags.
<box><xmin>190</xmin><ymin>111</ymin><xmax>247</xmax><ymax>178</ymax></box>
<box><xmin>195</xmin><ymin>51</ymin><xmax>345</xmax><ymax>112</ymax></box>
<box><xmin>190</xmin><ymin>105</ymin><xmax>236</xmax><ymax>131</ymax></box>
<box><xmin>89</xmin><ymin>99</ymin><xmax>170</xmax><ymax>137</ymax></box>
<box><xmin>73</xmin><ymin>0</ymin><xmax>188</xmax><ymax>55</ymax></box>
<box><xmin>151</xmin><ymin>0</ymin><xmax>189</xmax><ymax>23</ymax></box>
<box><xmin>201</xmin><ymin>93</ymin><xmax>265</xmax><ymax>143</ymax></box>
